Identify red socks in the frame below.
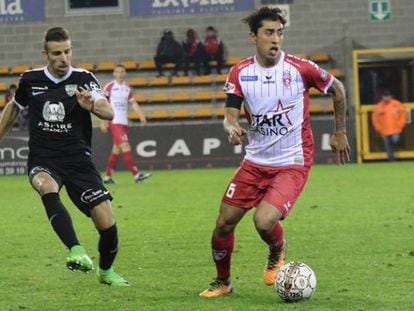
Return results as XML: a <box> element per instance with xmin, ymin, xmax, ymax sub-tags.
<box><xmin>106</xmin><ymin>151</ymin><xmax>139</xmax><ymax>177</ymax></box>
<box><xmin>105</xmin><ymin>153</ymin><xmax>118</xmax><ymax>177</ymax></box>
<box><xmin>212</xmin><ymin>233</ymin><xmax>234</xmax><ymax>279</ymax></box>
<box><xmin>122</xmin><ymin>151</ymin><xmax>138</xmax><ymax>176</ymax></box>
<box><xmin>262</xmin><ymin>222</ymin><xmax>284</xmax><ymax>251</ymax></box>
<box><xmin>210</xmin><ymin>223</ymin><xmax>282</xmax><ymax>279</ymax></box>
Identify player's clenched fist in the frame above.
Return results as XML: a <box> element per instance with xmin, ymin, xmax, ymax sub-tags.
<box><xmin>228</xmin><ymin>127</ymin><xmax>247</xmax><ymax>145</ymax></box>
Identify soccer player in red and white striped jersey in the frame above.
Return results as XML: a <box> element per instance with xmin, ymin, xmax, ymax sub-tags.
<box><xmin>101</xmin><ymin>64</ymin><xmax>151</xmax><ymax>184</ymax></box>
<box><xmin>199</xmin><ymin>7</ymin><xmax>350</xmax><ymax>298</ymax></box>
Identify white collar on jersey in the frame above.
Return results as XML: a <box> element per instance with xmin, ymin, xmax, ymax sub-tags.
<box><xmin>113</xmin><ymin>80</ymin><xmax>127</xmax><ymax>86</ymax></box>
<box><xmin>254</xmin><ymin>51</ymin><xmax>285</xmax><ymax>70</ymax></box>
<box><xmin>44</xmin><ymin>65</ymin><xmax>74</xmax><ymax>84</ymax></box>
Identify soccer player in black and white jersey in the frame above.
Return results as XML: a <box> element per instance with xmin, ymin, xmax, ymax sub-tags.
<box><xmin>0</xmin><ymin>27</ymin><xmax>129</xmax><ymax>286</ymax></box>
<box><xmin>199</xmin><ymin>7</ymin><xmax>350</xmax><ymax>297</ymax></box>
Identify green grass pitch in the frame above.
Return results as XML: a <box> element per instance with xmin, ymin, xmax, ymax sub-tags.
<box><xmin>1</xmin><ymin>162</ymin><xmax>413</xmax><ymax>310</ymax></box>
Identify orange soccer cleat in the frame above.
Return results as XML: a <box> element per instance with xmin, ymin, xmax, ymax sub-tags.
<box><xmin>263</xmin><ymin>240</ymin><xmax>287</xmax><ymax>286</ymax></box>
<box><xmin>199</xmin><ymin>278</ymin><xmax>233</xmax><ymax>298</ymax></box>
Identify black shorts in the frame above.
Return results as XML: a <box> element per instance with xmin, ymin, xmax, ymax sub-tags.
<box><xmin>28</xmin><ymin>156</ymin><xmax>112</xmax><ymax>217</ymax></box>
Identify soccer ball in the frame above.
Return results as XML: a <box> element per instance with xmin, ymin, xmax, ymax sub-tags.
<box><xmin>275</xmin><ymin>261</ymin><xmax>317</xmax><ymax>302</ymax></box>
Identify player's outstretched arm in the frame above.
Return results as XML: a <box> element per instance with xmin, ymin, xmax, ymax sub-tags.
<box><xmin>327</xmin><ymin>78</ymin><xmax>350</xmax><ymax>165</ymax></box>
<box><xmin>0</xmin><ymin>101</ymin><xmax>20</xmax><ymax>142</ymax></box>
<box><xmin>223</xmin><ymin>107</ymin><xmax>246</xmax><ymax>145</ymax></box>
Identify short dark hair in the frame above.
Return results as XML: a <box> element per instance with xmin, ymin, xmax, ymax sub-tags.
<box><xmin>242</xmin><ymin>6</ymin><xmax>286</xmax><ymax>34</ymax></box>
<box><xmin>43</xmin><ymin>27</ymin><xmax>70</xmax><ymax>51</ymax></box>
<box><xmin>9</xmin><ymin>83</ymin><xmax>17</xmax><ymax>90</ymax></box>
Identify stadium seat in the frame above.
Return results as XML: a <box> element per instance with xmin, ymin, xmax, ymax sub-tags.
<box><xmin>309</xmin><ymin>88</ymin><xmax>322</xmax><ymax>95</ymax></box>
<box><xmin>195</xmin><ymin>107</ymin><xmax>213</xmax><ymax>118</ymax></box>
<box><xmin>170</xmin><ymin>92</ymin><xmax>191</xmax><ymax>102</ymax></box>
<box><xmin>226</xmin><ymin>56</ymin><xmax>242</xmax><ymax>66</ymax></box>
<box><xmin>215</xmin><ymin>107</ymin><xmax>226</xmax><ymax>117</ymax></box>
<box><xmin>171</xmin><ymin>75</ymin><xmax>191</xmax><ymax>85</ymax></box>
<box><xmin>11</xmin><ymin>65</ymin><xmax>30</xmax><ymax>74</ymax></box>
<box><xmin>139</xmin><ymin>60</ymin><xmax>156</xmax><ymax>70</ymax></box>
<box><xmin>0</xmin><ymin>65</ymin><xmax>9</xmax><ymax>75</ymax></box>
<box><xmin>171</xmin><ymin>109</ymin><xmax>192</xmax><ymax>119</ymax></box>
<box><xmin>193</xmin><ymin>75</ymin><xmax>213</xmax><ymax>85</ymax></box>
<box><xmin>164</xmin><ymin>63</ymin><xmax>175</xmax><ymax>69</ymax></box>
<box><xmin>149</xmin><ymin>109</ymin><xmax>169</xmax><ymax>119</ymax></box>
<box><xmin>148</xmin><ymin>76</ymin><xmax>169</xmax><ymax>86</ymax></box>
<box><xmin>31</xmin><ymin>64</ymin><xmax>44</xmax><ymax>69</ymax></box>
<box><xmin>309</xmin><ymin>52</ymin><xmax>331</xmax><ymax>63</ymax></box>
<box><xmin>215</xmin><ymin>73</ymin><xmax>227</xmax><ymax>83</ymax></box>
<box><xmin>309</xmin><ymin>104</ymin><xmax>323</xmax><ymax>113</ymax></box>
<box><xmin>128</xmin><ymin>77</ymin><xmax>148</xmax><ymax>87</ymax></box>
<box><xmin>0</xmin><ymin>98</ymin><xmax>5</xmax><ymax>108</ymax></box>
<box><xmin>0</xmin><ymin>82</ymin><xmax>7</xmax><ymax>91</ymax></box>
<box><xmin>96</xmin><ymin>62</ymin><xmax>116</xmax><ymax>71</ymax></box>
<box><xmin>215</xmin><ymin>90</ymin><xmax>226</xmax><ymax>101</ymax></box>
<box><xmin>193</xmin><ymin>91</ymin><xmax>213</xmax><ymax>102</ymax></box>
<box><xmin>149</xmin><ymin>93</ymin><xmax>169</xmax><ymax>103</ymax></box>
<box><xmin>328</xmin><ymin>68</ymin><xmax>343</xmax><ymax>78</ymax></box>
<box><xmin>294</xmin><ymin>53</ymin><xmax>308</xmax><ymax>59</ymax></box>
<box><xmin>128</xmin><ymin>111</ymin><xmax>139</xmax><ymax>120</ymax></box>
<box><xmin>75</xmin><ymin>63</ymin><xmax>95</xmax><ymax>71</ymax></box>
<box><xmin>120</xmin><ymin>60</ymin><xmax>137</xmax><ymax>70</ymax></box>
<box><xmin>134</xmin><ymin>94</ymin><xmax>147</xmax><ymax>103</ymax></box>
<box><xmin>326</xmin><ymin>103</ymin><xmax>334</xmax><ymax>112</ymax></box>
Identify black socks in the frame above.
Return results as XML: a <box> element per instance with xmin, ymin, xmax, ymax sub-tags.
<box><xmin>41</xmin><ymin>193</ymin><xmax>80</xmax><ymax>249</ymax></box>
<box><xmin>98</xmin><ymin>224</ymin><xmax>118</xmax><ymax>270</ymax></box>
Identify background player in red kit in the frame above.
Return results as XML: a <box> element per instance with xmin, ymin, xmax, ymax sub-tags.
<box><xmin>199</xmin><ymin>7</ymin><xmax>350</xmax><ymax>298</ymax></box>
<box><xmin>101</xmin><ymin>64</ymin><xmax>151</xmax><ymax>184</ymax></box>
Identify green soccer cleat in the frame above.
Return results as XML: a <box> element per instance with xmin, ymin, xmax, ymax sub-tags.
<box><xmin>97</xmin><ymin>267</ymin><xmax>130</xmax><ymax>286</ymax></box>
<box><xmin>66</xmin><ymin>245</ymin><xmax>93</xmax><ymax>273</ymax></box>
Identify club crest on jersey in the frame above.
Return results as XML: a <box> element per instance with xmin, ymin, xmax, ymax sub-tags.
<box><xmin>282</xmin><ymin>70</ymin><xmax>292</xmax><ymax>87</ymax></box>
<box><xmin>65</xmin><ymin>84</ymin><xmax>77</xmax><ymax>96</ymax></box>
<box><xmin>42</xmin><ymin>101</ymin><xmax>65</xmax><ymax>122</ymax></box>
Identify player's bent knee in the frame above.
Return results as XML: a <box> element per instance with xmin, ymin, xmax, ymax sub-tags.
<box><xmin>253</xmin><ymin>216</ymin><xmax>275</xmax><ymax>234</ymax></box>
<box><xmin>215</xmin><ymin>217</ymin><xmax>237</xmax><ymax>236</ymax></box>
<box><xmin>31</xmin><ymin>173</ymin><xmax>59</xmax><ymax>195</ymax></box>
<box><xmin>119</xmin><ymin>142</ymin><xmax>131</xmax><ymax>151</ymax></box>
<box><xmin>91</xmin><ymin>201</ymin><xmax>115</xmax><ymax>230</ymax></box>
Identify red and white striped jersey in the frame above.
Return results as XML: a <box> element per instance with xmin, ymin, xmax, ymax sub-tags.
<box><xmin>224</xmin><ymin>52</ymin><xmax>334</xmax><ymax>167</ymax></box>
<box><xmin>103</xmin><ymin>80</ymin><xmax>134</xmax><ymax>125</ymax></box>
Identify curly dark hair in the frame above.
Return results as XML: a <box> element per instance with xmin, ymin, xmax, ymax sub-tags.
<box><xmin>242</xmin><ymin>7</ymin><xmax>286</xmax><ymax>34</ymax></box>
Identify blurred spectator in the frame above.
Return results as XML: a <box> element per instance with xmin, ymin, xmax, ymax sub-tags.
<box><xmin>5</xmin><ymin>83</ymin><xmax>27</xmax><ymax>130</ymax></box>
<box><xmin>154</xmin><ymin>29</ymin><xmax>185</xmax><ymax>77</ymax></box>
<box><xmin>371</xmin><ymin>90</ymin><xmax>408</xmax><ymax>161</ymax></box>
<box><xmin>202</xmin><ymin>26</ymin><xmax>225</xmax><ymax>75</ymax></box>
<box><xmin>182</xmin><ymin>28</ymin><xmax>205</xmax><ymax>76</ymax></box>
